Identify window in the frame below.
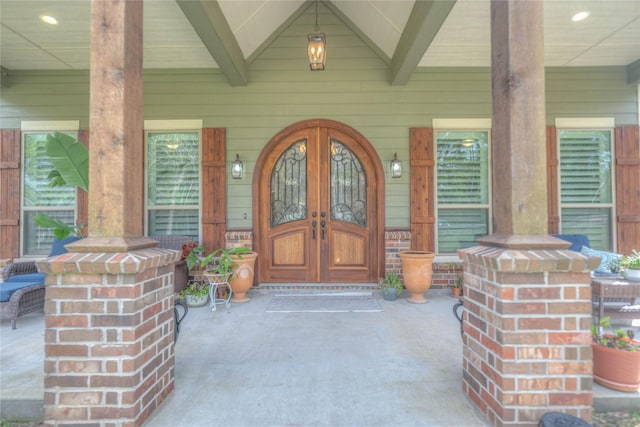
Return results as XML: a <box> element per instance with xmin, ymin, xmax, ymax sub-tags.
<box><xmin>146</xmin><ymin>131</ymin><xmax>200</xmax><ymax>237</ymax></box>
<box><xmin>435</xmin><ymin>127</ymin><xmax>491</xmax><ymax>254</ymax></box>
<box><xmin>22</xmin><ymin>130</ymin><xmax>77</xmax><ymax>255</ymax></box>
<box><xmin>557</xmin><ymin>123</ymin><xmax>614</xmax><ymax>251</ymax></box>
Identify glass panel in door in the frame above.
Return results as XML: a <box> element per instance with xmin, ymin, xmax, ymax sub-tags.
<box><xmin>330</xmin><ymin>140</ymin><xmax>367</xmax><ymax>227</ymax></box>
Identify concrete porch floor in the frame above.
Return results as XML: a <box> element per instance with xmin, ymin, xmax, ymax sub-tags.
<box><xmin>1</xmin><ymin>289</ymin><xmax>638</xmax><ymax>426</ymax></box>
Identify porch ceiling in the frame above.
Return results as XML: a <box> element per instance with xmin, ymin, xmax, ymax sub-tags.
<box><xmin>1</xmin><ymin>0</ymin><xmax>639</xmax><ymax>85</ymax></box>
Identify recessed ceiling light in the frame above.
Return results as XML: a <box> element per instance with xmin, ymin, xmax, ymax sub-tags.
<box><xmin>571</xmin><ymin>11</ymin><xmax>590</xmax><ymax>22</ymax></box>
<box><xmin>39</xmin><ymin>15</ymin><xmax>58</xmax><ymax>25</ymax></box>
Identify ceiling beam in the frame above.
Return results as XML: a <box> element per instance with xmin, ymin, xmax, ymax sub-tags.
<box><xmin>176</xmin><ymin>0</ymin><xmax>248</xmax><ymax>86</ymax></box>
<box><xmin>628</xmin><ymin>59</ymin><xmax>640</xmax><ymax>85</ymax></box>
<box><xmin>390</xmin><ymin>0</ymin><xmax>456</xmax><ymax>86</ymax></box>
<box><xmin>323</xmin><ymin>1</ymin><xmax>390</xmax><ymax>66</ymax></box>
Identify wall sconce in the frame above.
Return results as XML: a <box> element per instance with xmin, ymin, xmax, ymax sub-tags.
<box><xmin>390</xmin><ymin>153</ymin><xmax>402</xmax><ymax>178</ymax></box>
<box><xmin>231</xmin><ymin>154</ymin><xmax>243</xmax><ymax>179</ymax></box>
<box><xmin>307</xmin><ymin>0</ymin><xmax>326</xmax><ymax>71</ymax></box>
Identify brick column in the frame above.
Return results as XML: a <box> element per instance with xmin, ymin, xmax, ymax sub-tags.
<box><xmin>458</xmin><ymin>245</ymin><xmax>598</xmax><ymax>426</ymax></box>
<box><xmin>39</xmin><ymin>248</ymin><xmax>178</xmax><ymax>426</ymax></box>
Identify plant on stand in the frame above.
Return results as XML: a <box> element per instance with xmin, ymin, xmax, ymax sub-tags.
<box><xmin>620</xmin><ymin>249</ymin><xmax>640</xmax><ymax>281</ymax></box>
<box><xmin>381</xmin><ymin>272</ymin><xmax>403</xmax><ymax>301</ymax></box>
<box><xmin>591</xmin><ymin>316</ymin><xmax>640</xmax><ymax>392</ymax></box>
<box><xmin>186</xmin><ymin>245</ymin><xmax>257</xmax><ymax>303</ymax></box>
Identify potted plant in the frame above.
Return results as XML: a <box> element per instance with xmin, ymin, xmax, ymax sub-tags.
<box><xmin>398</xmin><ymin>251</ymin><xmax>435</xmax><ymax>304</ymax></box>
<box><xmin>189</xmin><ymin>246</ymin><xmax>258</xmax><ymax>303</ymax></box>
<box><xmin>178</xmin><ymin>281</ymin><xmax>209</xmax><ymax>307</ymax></box>
<box><xmin>381</xmin><ymin>272</ymin><xmax>403</xmax><ymax>301</ymax></box>
<box><xmin>620</xmin><ymin>249</ymin><xmax>640</xmax><ymax>282</ymax></box>
<box><xmin>452</xmin><ymin>274</ymin><xmax>463</xmax><ymax>298</ymax></box>
<box><xmin>183</xmin><ymin>241</ymin><xmax>204</xmax><ymax>272</ymax></box>
<box><xmin>591</xmin><ymin>316</ymin><xmax>640</xmax><ymax>392</ymax></box>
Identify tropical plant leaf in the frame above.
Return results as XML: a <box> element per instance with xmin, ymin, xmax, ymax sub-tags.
<box><xmin>45</xmin><ymin>131</ymin><xmax>89</xmax><ymax>192</ymax></box>
<box><xmin>47</xmin><ymin>170</ymin><xmax>67</xmax><ymax>187</ymax></box>
<box><xmin>33</xmin><ymin>214</ymin><xmax>74</xmax><ymax>239</ymax></box>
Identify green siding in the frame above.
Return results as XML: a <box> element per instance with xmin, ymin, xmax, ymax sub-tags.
<box><xmin>1</xmin><ymin>4</ymin><xmax>637</xmax><ymax>229</ymax></box>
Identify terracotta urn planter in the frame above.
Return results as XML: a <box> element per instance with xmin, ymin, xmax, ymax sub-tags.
<box><xmin>592</xmin><ymin>340</ymin><xmax>640</xmax><ymax>392</ymax></box>
<box><xmin>398</xmin><ymin>251</ymin><xmax>435</xmax><ymax>304</ymax></box>
<box><xmin>229</xmin><ymin>252</ymin><xmax>258</xmax><ymax>303</ymax></box>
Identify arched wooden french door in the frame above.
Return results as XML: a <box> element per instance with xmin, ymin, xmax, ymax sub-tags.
<box><xmin>253</xmin><ymin>119</ymin><xmax>384</xmax><ymax>283</ymax></box>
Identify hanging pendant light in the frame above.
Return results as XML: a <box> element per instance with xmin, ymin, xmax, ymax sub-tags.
<box><xmin>307</xmin><ymin>0</ymin><xmax>326</xmax><ymax>71</ymax></box>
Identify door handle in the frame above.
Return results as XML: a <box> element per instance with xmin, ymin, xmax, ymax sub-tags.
<box><xmin>312</xmin><ymin>220</ymin><xmax>317</xmax><ymax>239</ymax></box>
<box><xmin>320</xmin><ymin>220</ymin><xmax>326</xmax><ymax>240</ymax></box>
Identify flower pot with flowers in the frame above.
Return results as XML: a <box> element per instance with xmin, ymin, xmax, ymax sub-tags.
<box><xmin>591</xmin><ymin>316</ymin><xmax>640</xmax><ymax>392</ymax></box>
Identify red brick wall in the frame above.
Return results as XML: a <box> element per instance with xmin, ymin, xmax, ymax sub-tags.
<box><xmin>226</xmin><ymin>230</ymin><xmax>253</xmax><ymax>250</ymax></box>
<box><xmin>458</xmin><ymin>246</ymin><xmax>597</xmax><ymax>426</ymax></box>
<box><xmin>39</xmin><ymin>248</ymin><xmax>178</xmax><ymax>426</ymax></box>
<box><xmin>384</xmin><ymin>230</ymin><xmax>411</xmax><ymax>278</ymax></box>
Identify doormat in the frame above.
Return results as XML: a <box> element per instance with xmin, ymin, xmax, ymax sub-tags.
<box><xmin>266</xmin><ymin>292</ymin><xmax>383</xmax><ymax>313</ymax></box>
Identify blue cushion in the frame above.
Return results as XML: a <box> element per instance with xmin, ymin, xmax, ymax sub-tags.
<box><xmin>49</xmin><ymin>236</ymin><xmax>81</xmax><ymax>257</ymax></box>
<box><xmin>0</xmin><ymin>281</ymin><xmax>42</xmax><ymax>302</ymax></box>
<box><xmin>552</xmin><ymin>234</ymin><xmax>591</xmax><ymax>252</ymax></box>
<box><xmin>580</xmin><ymin>246</ymin><xmax>621</xmax><ymax>274</ymax></box>
<box><xmin>7</xmin><ymin>273</ymin><xmax>45</xmax><ymax>283</ymax></box>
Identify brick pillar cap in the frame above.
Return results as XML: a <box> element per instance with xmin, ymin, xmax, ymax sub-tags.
<box><xmin>477</xmin><ymin>234</ymin><xmax>570</xmax><ymax>250</ymax></box>
<box><xmin>66</xmin><ymin>236</ymin><xmax>158</xmax><ymax>253</ymax></box>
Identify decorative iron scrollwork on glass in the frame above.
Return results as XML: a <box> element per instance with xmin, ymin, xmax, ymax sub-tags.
<box><xmin>271</xmin><ymin>140</ymin><xmax>308</xmax><ymax>227</ymax></box>
<box><xmin>330</xmin><ymin>139</ymin><xmax>367</xmax><ymax>226</ymax></box>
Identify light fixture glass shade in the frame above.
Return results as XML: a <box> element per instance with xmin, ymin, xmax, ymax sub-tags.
<box><xmin>391</xmin><ymin>153</ymin><xmax>402</xmax><ymax>178</ymax></box>
<box><xmin>307</xmin><ymin>33</ymin><xmax>326</xmax><ymax>71</ymax></box>
<box><xmin>231</xmin><ymin>154</ymin><xmax>243</xmax><ymax>179</ymax></box>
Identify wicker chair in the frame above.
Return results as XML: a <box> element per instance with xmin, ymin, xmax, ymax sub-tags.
<box><xmin>1</xmin><ymin>236</ymin><xmax>80</xmax><ymax>329</ymax></box>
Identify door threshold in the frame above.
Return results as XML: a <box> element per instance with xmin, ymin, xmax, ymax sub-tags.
<box><xmin>257</xmin><ymin>282</ymin><xmax>379</xmax><ymax>291</ymax></box>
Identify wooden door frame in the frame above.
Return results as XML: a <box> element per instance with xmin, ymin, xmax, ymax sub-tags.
<box><xmin>252</xmin><ymin>118</ymin><xmax>385</xmax><ymax>283</ymax></box>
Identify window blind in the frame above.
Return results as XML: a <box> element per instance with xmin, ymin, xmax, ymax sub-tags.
<box><xmin>146</xmin><ymin>132</ymin><xmax>200</xmax><ymax>237</ymax></box>
<box><xmin>559</xmin><ymin>130</ymin><xmax>612</xmax><ymax>204</ymax></box>
<box><xmin>22</xmin><ymin>133</ymin><xmax>76</xmax><ymax>255</ymax></box>
<box><xmin>23</xmin><ymin>134</ymin><xmax>75</xmax><ymax>207</ymax></box>
<box><xmin>436</xmin><ymin>131</ymin><xmax>490</xmax><ymax>254</ymax></box>
<box><xmin>559</xmin><ymin>130</ymin><xmax>613</xmax><ymax>250</ymax></box>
